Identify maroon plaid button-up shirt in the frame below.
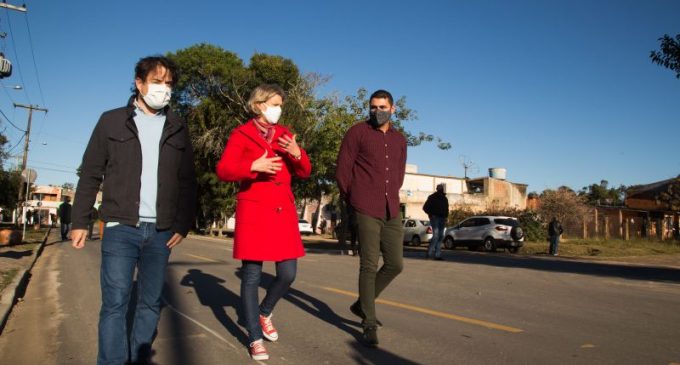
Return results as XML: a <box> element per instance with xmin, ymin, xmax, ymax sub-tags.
<box><xmin>336</xmin><ymin>121</ymin><xmax>407</xmax><ymax>219</ymax></box>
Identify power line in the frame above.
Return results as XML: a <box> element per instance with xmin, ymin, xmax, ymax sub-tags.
<box><xmin>28</xmin><ymin>159</ymin><xmax>77</xmax><ymax>170</ymax></box>
<box><xmin>0</xmin><ymin>79</ymin><xmax>16</xmax><ymax>104</ymax></box>
<box><xmin>29</xmin><ymin>165</ymin><xmax>76</xmax><ymax>174</ymax></box>
<box><xmin>23</xmin><ymin>12</ymin><xmax>45</xmax><ymax>107</ymax></box>
<box><xmin>0</xmin><ymin>107</ymin><xmax>25</xmax><ymax>131</ymax></box>
<box><xmin>4</xmin><ymin>8</ymin><xmax>30</xmax><ymax>104</ymax></box>
<box><xmin>5</xmin><ymin>131</ymin><xmax>24</xmax><ymax>154</ymax></box>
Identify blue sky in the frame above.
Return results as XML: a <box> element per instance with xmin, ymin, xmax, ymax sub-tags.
<box><xmin>0</xmin><ymin>0</ymin><xmax>678</xmax><ymax>193</ymax></box>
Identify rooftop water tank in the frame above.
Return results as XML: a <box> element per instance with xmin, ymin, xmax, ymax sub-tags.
<box><xmin>489</xmin><ymin>167</ymin><xmax>506</xmax><ymax>180</ymax></box>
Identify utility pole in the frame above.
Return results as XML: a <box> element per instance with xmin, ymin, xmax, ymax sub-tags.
<box><xmin>14</xmin><ymin>103</ymin><xmax>47</xmax><ymax>227</ymax></box>
<box><xmin>14</xmin><ymin>103</ymin><xmax>47</xmax><ymax>238</ymax></box>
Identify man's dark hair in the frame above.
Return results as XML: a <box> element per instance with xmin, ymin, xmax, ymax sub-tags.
<box><xmin>369</xmin><ymin>89</ymin><xmax>394</xmax><ymax>106</ymax></box>
<box><xmin>133</xmin><ymin>56</ymin><xmax>178</xmax><ymax>94</ymax></box>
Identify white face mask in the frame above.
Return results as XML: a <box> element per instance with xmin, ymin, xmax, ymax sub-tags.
<box><xmin>142</xmin><ymin>83</ymin><xmax>172</xmax><ymax>110</ymax></box>
<box><xmin>262</xmin><ymin>104</ymin><xmax>282</xmax><ymax>124</ymax></box>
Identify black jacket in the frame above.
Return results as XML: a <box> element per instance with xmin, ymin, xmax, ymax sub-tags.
<box><xmin>423</xmin><ymin>191</ymin><xmax>449</xmax><ymax>218</ymax></box>
<box><xmin>58</xmin><ymin>202</ymin><xmax>72</xmax><ymax>224</ymax></box>
<box><xmin>73</xmin><ymin>96</ymin><xmax>197</xmax><ymax>236</ymax></box>
<box><xmin>548</xmin><ymin>220</ymin><xmax>563</xmax><ymax>237</ymax></box>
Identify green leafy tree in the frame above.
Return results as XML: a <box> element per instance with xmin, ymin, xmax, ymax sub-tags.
<box><xmin>167</xmin><ymin>44</ymin><xmax>310</xmax><ymax>230</ymax></box>
<box><xmin>579</xmin><ymin>179</ymin><xmax>626</xmax><ymax>206</ymax></box>
<box><xmin>651</xmin><ymin>34</ymin><xmax>680</xmax><ymax>79</ymax></box>
<box><xmin>0</xmin><ymin>133</ymin><xmax>20</xmax><ymax>209</ymax></box>
<box><xmin>168</xmin><ymin>43</ymin><xmax>453</xmax><ymax>233</ymax></box>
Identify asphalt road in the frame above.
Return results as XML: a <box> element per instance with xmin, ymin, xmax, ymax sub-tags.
<box><xmin>1</xmin><ymin>233</ymin><xmax>679</xmax><ymax>365</ymax></box>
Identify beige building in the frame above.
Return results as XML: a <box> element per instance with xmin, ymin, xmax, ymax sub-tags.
<box><xmin>304</xmin><ymin>164</ymin><xmax>529</xmax><ymax>230</ymax></box>
<box><xmin>14</xmin><ymin>185</ymin><xmax>101</xmax><ymax>225</ymax></box>
<box><xmin>399</xmin><ymin>165</ymin><xmax>527</xmax><ymax>220</ymax></box>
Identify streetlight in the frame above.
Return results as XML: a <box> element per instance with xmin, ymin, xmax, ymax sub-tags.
<box><xmin>1</xmin><ymin>84</ymin><xmax>21</xmax><ymax>90</ymax></box>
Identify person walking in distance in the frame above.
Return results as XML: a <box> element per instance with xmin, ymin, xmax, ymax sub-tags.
<box><xmin>216</xmin><ymin>84</ymin><xmax>311</xmax><ymax>361</ymax></box>
<box><xmin>423</xmin><ymin>184</ymin><xmax>449</xmax><ymax>260</ymax></box>
<box><xmin>58</xmin><ymin>197</ymin><xmax>72</xmax><ymax>241</ymax></box>
<box><xmin>336</xmin><ymin>89</ymin><xmax>407</xmax><ymax>347</ymax></box>
<box><xmin>548</xmin><ymin>217</ymin><xmax>563</xmax><ymax>256</ymax></box>
<box><xmin>70</xmin><ymin>56</ymin><xmax>197</xmax><ymax>365</ymax></box>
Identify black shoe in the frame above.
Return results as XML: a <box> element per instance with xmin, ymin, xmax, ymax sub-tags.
<box><xmin>362</xmin><ymin>326</ymin><xmax>379</xmax><ymax>348</ymax></box>
<box><xmin>434</xmin><ymin>256</ymin><xmax>444</xmax><ymax>261</ymax></box>
<box><xmin>350</xmin><ymin>301</ymin><xmax>383</xmax><ymax>327</ymax></box>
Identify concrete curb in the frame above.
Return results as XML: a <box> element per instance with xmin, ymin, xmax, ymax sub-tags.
<box><xmin>0</xmin><ymin>226</ymin><xmax>52</xmax><ymax>334</ymax></box>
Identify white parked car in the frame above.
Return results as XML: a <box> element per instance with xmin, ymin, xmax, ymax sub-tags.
<box><xmin>298</xmin><ymin>219</ymin><xmax>313</xmax><ymax>236</ymax></box>
<box><xmin>402</xmin><ymin>218</ymin><xmax>433</xmax><ymax>246</ymax></box>
<box><xmin>443</xmin><ymin>216</ymin><xmax>524</xmax><ymax>253</ymax></box>
<box><xmin>224</xmin><ymin>216</ymin><xmax>236</xmax><ymax>237</ymax></box>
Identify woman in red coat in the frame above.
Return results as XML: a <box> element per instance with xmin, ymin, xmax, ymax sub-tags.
<box><xmin>216</xmin><ymin>84</ymin><xmax>311</xmax><ymax>361</ymax></box>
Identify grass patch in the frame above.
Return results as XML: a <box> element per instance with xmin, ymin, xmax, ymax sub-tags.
<box><xmin>521</xmin><ymin>238</ymin><xmax>680</xmax><ymax>257</ymax></box>
<box><xmin>21</xmin><ymin>228</ymin><xmax>49</xmax><ymax>244</ymax></box>
<box><xmin>0</xmin><ymin>268</ymin><xmax>19</xmax><ymax>294</ymax></box>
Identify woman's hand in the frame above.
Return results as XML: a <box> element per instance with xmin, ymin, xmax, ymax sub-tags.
<box><xmin>277</xmin><ymin>134</ymin><xmax>301</xmax><ymax>159</ymax></box>
<box><xmin>251</xmin><ymin>151</ymin><xmax>283</xmax><ymax>174</ymax></box>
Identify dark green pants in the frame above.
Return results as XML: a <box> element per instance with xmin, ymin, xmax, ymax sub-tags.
<box><xmin>356</xmin><ymin>212</ymin><xmax>403</xmax><ymax>327</ymax></box>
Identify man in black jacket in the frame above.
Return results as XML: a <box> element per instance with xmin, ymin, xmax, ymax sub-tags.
<box><xmin>548</xmin><ymin>217</ymin><xmax>563</xmax><ymax>256</ymax></box>
<box><xmin>71</xmin><ymin>56</ymin><xmax>197</xmax><ymax>365</ymax></box>
<box><xmin>423</xmin><ymin>184</ymin><xmax>449</xmax><ymax>260</ymax></box>
<box><xmin>58</xmin><ymin>197</ymin><xmax>72</xmax><ymax>240</ymax></box>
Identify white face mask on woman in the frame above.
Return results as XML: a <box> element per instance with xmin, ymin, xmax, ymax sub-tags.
<box><xmin>262</xmin><ymin>104</ymin><xmax>282</xmax><ymax>124</ymax></box>
<box><xmin>142</xmin><ymin>83</ymin><xmax>172</xmax><ymax>110</ymax></box>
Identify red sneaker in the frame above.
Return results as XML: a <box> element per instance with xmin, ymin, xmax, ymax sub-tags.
<box><xmin>259</xmin><ymin>314</ymin><xmax>279</xmax><ymax>342</ymax></box>
<box><xmin>249</xmin><ymin>339</ymin><xmax>269</xmax><ymax>361</ymax></box>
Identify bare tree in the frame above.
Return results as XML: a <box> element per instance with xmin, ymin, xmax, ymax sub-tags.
<box><xmin>538</xmin><ymin>187</ymin><xmax>590</xmax><ymax>230</ymax></box>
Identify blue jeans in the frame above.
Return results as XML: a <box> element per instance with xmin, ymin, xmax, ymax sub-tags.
<box><xmin>241</xmin><ymin>259</ymin><xmax>297</xmax><ymax>343</ymax></box>
<box><xmin>428</xmin><ymin>216</ymin><xmax>446</xmax><ymax>258</ymax></box>
<box><xmin>60</xmin><ymin>222</ymin><xmax>71</xmax><ymax>240</ymax></box>
<box><xmin>97</xmin><ymin>223</ymin><xmax>172</xmax><ymax>365</ymax></box>
<box><xmin>549</xmin><ymin>235</ymin><xmax>560</xmax><ymax>255</ymax></box>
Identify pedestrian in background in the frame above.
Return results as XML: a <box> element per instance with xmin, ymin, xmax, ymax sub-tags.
<box><xmin>548</xmin><ymin>217</ymin><xmax>563</xmax><ymax>256</ymax></box>
<box><xmin>87</xmin><ymin>207</ymin><xmax>98</xmax><ymax>240</ymax></box>
<box><xmin>71</xmin><ymin>55</ymin><xmax>197</xmax><ymax>365</ymax></box>
<box><xmin>423</xmin><ymin>183</ymin><xmax>448</xmax><ymax>260</ymax></box>
<box><xmin>216</xmin><ymin>84</ymin><xmax>311</xmax><ymax>361</ymax></box>
<box><xmin>336</xmin><ymin>89</ymin><xmax>407</xmax><ymax>348</ymax></box>
<box><xmin>58</xmin><ymin>198</ymin><xmax>72</xmax><ymax>241</ymax></box>
<box><xmin>25</xmin><ymin>208</ymin><xmax>32</xmax><ymax>225</ymax></box>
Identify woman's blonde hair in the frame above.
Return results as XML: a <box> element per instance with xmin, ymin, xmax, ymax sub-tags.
<box><xmin>247</xmin><ymin>84</ymin><xmax>286</xmax><ymax>116</ymax></box>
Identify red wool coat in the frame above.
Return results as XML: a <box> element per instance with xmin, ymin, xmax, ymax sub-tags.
<box><xmin>216</xmin><ymin>119</ymin><xmax>311</xmax><ymax>261</ymax></box>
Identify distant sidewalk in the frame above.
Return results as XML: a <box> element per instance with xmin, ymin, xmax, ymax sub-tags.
<box><xmin>0</xmin><ymin>227</ymin><xmax>58</xmax><ymax>333</ymax></box>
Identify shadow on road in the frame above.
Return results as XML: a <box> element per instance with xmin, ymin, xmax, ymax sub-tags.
<box><xmin>244</xmin><ymin>269</ymin><xmax>424</xmax><ymax>365</ymax></box>
<box><xmin>420</xmin><ymin>250</ymin><xmax>680</xmax><ymax>283</ymax></box>
<box><xmin>0</xmin><ymin>249</ymin><xmax>33</xmax><ymax>259</ymax></box>
<box><xmin>178</xmin><ymin>269</ymin><xmax>248</xmax><ymax>346</ymax></box>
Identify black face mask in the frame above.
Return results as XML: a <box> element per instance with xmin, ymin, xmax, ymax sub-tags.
<box><xmin>369</xmin><ymin>110</ymin><xmax>392</xmax><ymax>126</ymax></box>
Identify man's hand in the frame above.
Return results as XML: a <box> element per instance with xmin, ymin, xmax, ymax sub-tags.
<box><xmin>167</xmin><ymin>233</ymin><xmax>185</xmax><ymax>249</ymax></box>
<box><xmin>71</xmin><ymin>229</ymin><xmax>88</xmax><ymax>249</ymax></box>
